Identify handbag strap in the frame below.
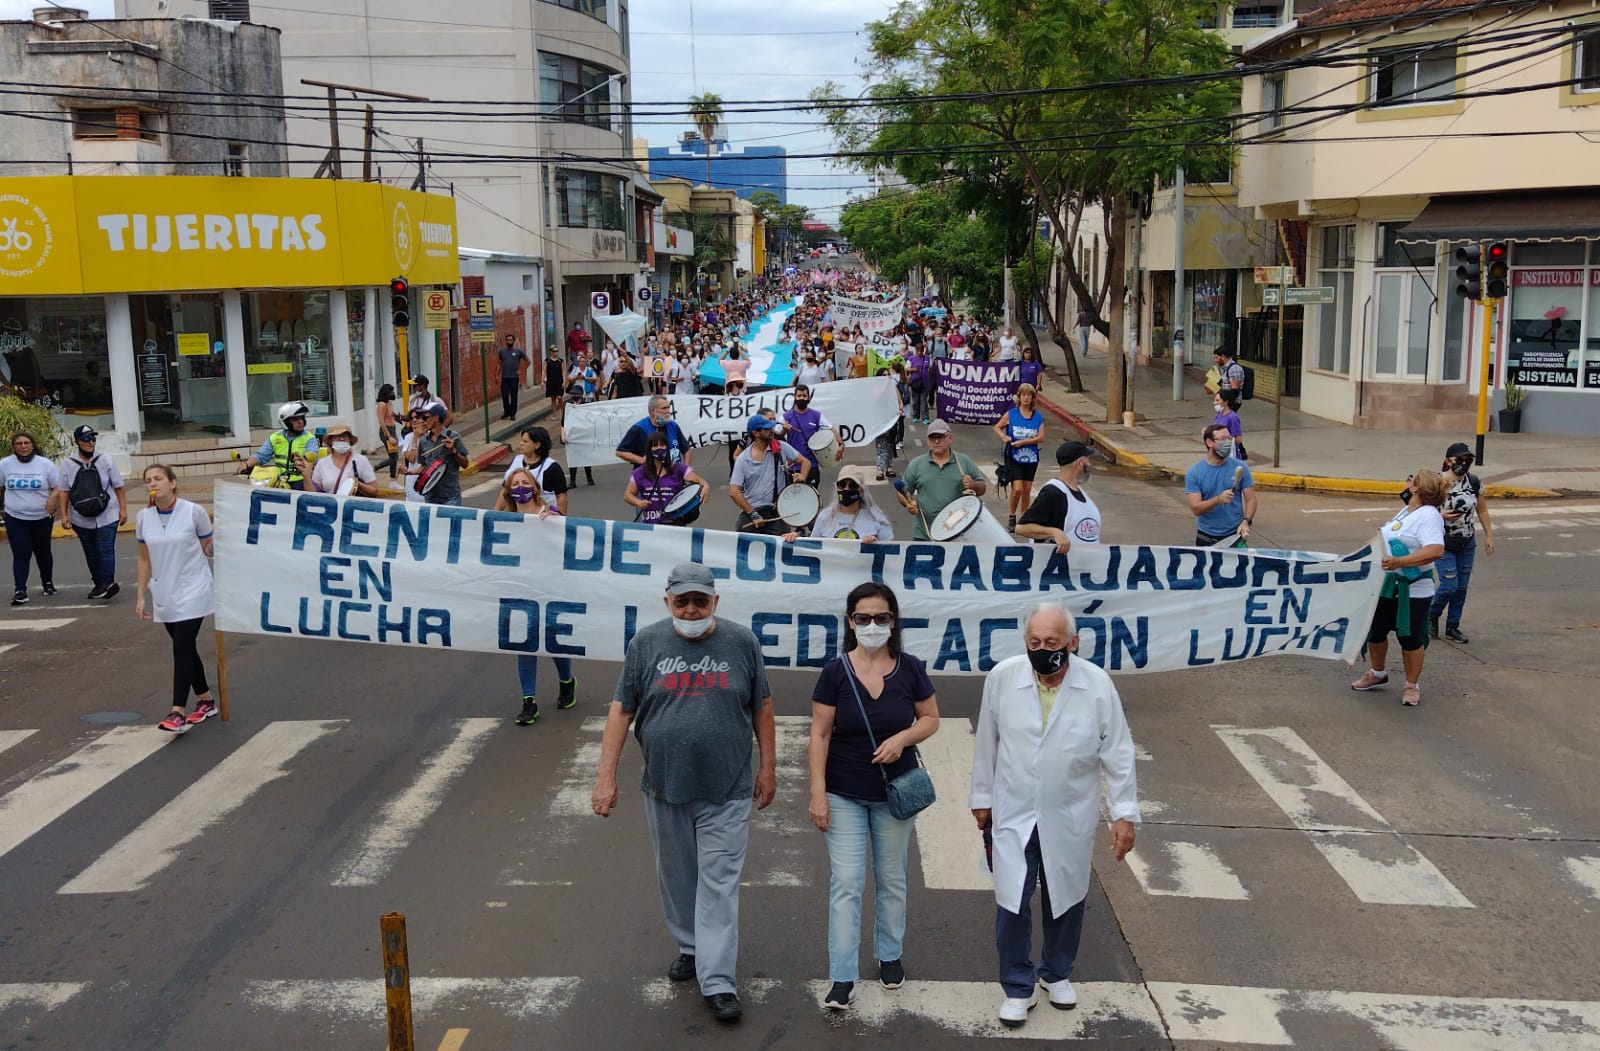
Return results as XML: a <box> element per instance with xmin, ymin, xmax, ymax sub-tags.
<box><xmin>840</xmin><ymin>655</ymin><xmax>922</xmax><ymax>788</ymax></box>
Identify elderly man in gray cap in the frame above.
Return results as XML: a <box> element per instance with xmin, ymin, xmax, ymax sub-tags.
<box><xmin>591</xmin><ymin>562</ymin><xmax>778</xmax><ymax>1024</ymax></box>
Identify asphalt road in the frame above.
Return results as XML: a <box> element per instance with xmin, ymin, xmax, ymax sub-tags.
<box><xmin>2</xmin><ymin>411</ymin><xmax>1598</xmax><ymax>1050</ymax></box>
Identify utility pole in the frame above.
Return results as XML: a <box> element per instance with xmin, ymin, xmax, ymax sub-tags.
<box><xmin>1171</xmin><ymin>165</ymin><xmax>1187</xmax><ymax>400</ymax></box>
<box><xmin>301</xmin><ymin>79</ymin><xmax>428</xmax><ymax>180</ymax></box>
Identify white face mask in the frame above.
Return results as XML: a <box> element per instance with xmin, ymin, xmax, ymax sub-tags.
<box><xmin>673</xmin><ymin>616</ymin><xmax>714</xmax><ymax>639</ymax></box>
<box><xmin>330</xmin><ymin>441</ymin><xmax>352</xmax><ymax>455</ymax></box>
<box><xmin>855</xmin><ymin>624</ymin><xmax>892</xmax><ymax>651</ymax></box>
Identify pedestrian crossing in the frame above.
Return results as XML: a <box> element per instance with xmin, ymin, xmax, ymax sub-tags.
<box><xmin>3</xmin><ymin>713</ymin><xmax>1596</xmax><ymax>912</ymax></box>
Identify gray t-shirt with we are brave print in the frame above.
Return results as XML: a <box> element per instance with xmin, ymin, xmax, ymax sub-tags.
<box><xmin>616</xmin><ymin>617</ymin><xmax>771</xmax><ymax>805</ymax></box>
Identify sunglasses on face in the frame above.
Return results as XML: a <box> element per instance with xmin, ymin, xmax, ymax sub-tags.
<box><xmin>850</xmin><ymin>612</ymin><xmax>895</xmax><ymax>627</ymax></box>
<box><xmin>671</xmin><ymin>593</ymin><xmax>713</xmax><ymax>610</ymax></box>
<box><xmin>836</xmin><ymin>483</ymin><xmax>860</xmax><ymax>494</ymax></box>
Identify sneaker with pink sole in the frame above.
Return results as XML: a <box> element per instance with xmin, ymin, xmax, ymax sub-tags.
<box><xmin>1401</xmin><ymin>684</ymin><xmax>1421</xmax><ymax>706</ymax></box>
<box><xmin>157</xmin><ymin>710</ymin><xmax>190</xmax><ymax>734</ymax></box>
<box><xmin>186</xmin><ymin>699</ymin><xmax>219</xmax><ymax>725</ymax></box>
<box><xmin>1350</xmin><ymin>669</ymin><xmax>1390</xmax><ymax>691</ymax></box>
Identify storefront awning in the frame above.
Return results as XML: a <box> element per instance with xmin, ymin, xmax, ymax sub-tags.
<box><xmin>1396</xmin><ymin>189</ymin><xmax>1600</xmax><ymax>244</ymax></box>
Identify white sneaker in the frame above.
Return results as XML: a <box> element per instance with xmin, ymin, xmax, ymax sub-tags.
<box><xmin>1039</xmin><ymin>976</ymin><xmax>1078</xmax><ymax>1009</ymax></box>
<box><xmin>997</xmin><ymin>994</ymin><xmax>1036</xmax><ymax>1028</ymax></box>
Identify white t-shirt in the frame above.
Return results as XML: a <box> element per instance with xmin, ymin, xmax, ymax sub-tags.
<box><xmin>0</xmin><ymin>454</ymin><xmax>60</xmax><ymax>520</ymax></box>
<box><xmin>136</xmin><ymin>498</ymin><xmax>214</xmax><ymax>623</ymax></box>
<box><xmin>1384</xmin><ymin>505</ymin><xmax>1445</xmax><ymax>599</ymax></box>
<box><xmin>399</xmin><ymin>432</ymin><xmax>424</xmax><ymax>503</ymax></box>
<box><xmin>997</xmin><ymin>334</ymin><xmax>1020</xmax><ymax>362</ymax></box>
<box><xmin>58</xmin><ymin>454</ymin><xmax>125</xmax><ymax>529</ymax></box>
<box><xmin>797</xmin><ymin>362</ymin><xmax>828</xmax><ymax>387</ymax></box>
<box><xmin>311</xmin><ymin>453</ymin><xmax>377</xmax><ymax>495</ymax></box>
<box><xmin>673</xmin><ymin>361</ymin><xmax>697</xmax><ymax>396</ymax></box>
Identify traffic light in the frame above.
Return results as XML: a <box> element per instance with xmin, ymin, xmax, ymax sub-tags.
<box><xmin>1485</xmin><ymin>241</ymin><xmax>1509</xmax><ymax>299</ymax></box>
<box><xmin>1454</xmin><ymin>244</ymin><xmax>1481</xmax><ymax>301</ymax></box>
<box><xmin>390</xmin><ymin>277</ymin><xmax>410</xmax><ymax>328</ymax></box>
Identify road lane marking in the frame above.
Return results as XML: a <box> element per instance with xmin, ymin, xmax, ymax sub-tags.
<box><xmin>1213</xmin><ymin>726</ymin><xmax>1473</xmax><ymax>908</ymax></box>
<box><xmin>1563</xmin><ymin>856</ymin><xmax>1600</xmax><ymax>902</ymax></box>
<box><xmin>1125</xmin><ymin>839</ymin><xmax>1251</xmax><ymax>900</ymax></box>
<box><xmin>916</xmin><ymin>718</ymin><xmax>991</xmax><ymax>891</ymax></box>
<box><xmin>331</xmin><ymin>719</ymin><xmax>499</xmax><ymax>887</ymax></box>
<box><xmin>59</xmin><ymin>720</ymin><xmax>345</xmax><ymax>894</ymax></box>
<box><xmin>741</xmin><ymin>716</ymin><xmax>814</xmax><ymax>887</ymax></box>
<box><xmin>0</xmin><ymin>619</ymin><xmax>76</xmax><ymax>632</ymax></box>
<box><xmin>805</xmin><ymin>978</ymin><xmax>1165</xmax><ymax>1039</ymax></box>
<box><xmin>0</xmin><ymin>644</ymin><xmax>14</xmax><ymax>658</ymax></box>
<box><xmin>545</xmin><ymin>717</ymin><xmax>605</xmax><ymax>820</ymax></box>
<box><xmin>437</xmin><ymin>1029</ymin><xmax>470</xmax><ymax>1051</ymax></box>
<box><xmin>0</xmin><ymin>728</ymin><xmax>36</xmax><ymax>759</ymax></box>
<box><xmin>243</xmin><ymin>978</ymin><xmax>577</xmax><ymax>1022</ymax></box>
<box><xmin>0</xmin><ymin>728</ymin><xmax>172</xmax><ymax>864</ymax></box>
<box><xmin>0</xmin><ymin>982</ymin><xmax>89</xmax><ymax>1013</ymax></box>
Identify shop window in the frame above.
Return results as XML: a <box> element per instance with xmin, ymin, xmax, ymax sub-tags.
<box><xmin>240</xmin><ymin>291</ymin><xmax>334</xmax><ymax>430</ymax></box>
<box><xmin>1370</xmin><ymin>44</ymin><xmax>1459</xmax><ymax>107</ymax></box>
<box><xmin>1507</xmin><ymin>266</ymin><xmax>1584</xmax><ymax>390</ymax></box>
<box><xmin>0</xmin><ymin>297</ymin><xmax>112</xmax><ymax>427</ymax></box>
<box><xmin>1372</xmin><ymin>225</ymin><xmax>1435</xmax><ymax>380</ymax></box>
<box><xmin>1575</xmin><ymin>29</ymin><xmax>1600</xmax><ymax>92</ymax></box>
<box><xmin>128</xmin><ymin>293</ymin><xmax>229</xmax><ymax>439</ymax></box>
<box><xmin>556</xmin><ymin>169</ymin><xmax>626</xmax><ymax>230</ymax></box>
<box><xmin>1315</xmin><ymin>225</ymin><xmax>1356</xmax><ymax>374</ymax></box>
<box><xmin>539</xmin><ymin>52</ymin><xmax>619</xmax><ymax>130</ymax></box>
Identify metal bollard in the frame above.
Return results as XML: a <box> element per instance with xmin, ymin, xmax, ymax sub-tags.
<box><xmin>381</xmin><ymin>912</ymin><xmax>414</xmax><ymax>1051</ymax></box>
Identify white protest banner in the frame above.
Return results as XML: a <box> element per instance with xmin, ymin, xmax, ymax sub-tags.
<box><xmin>561</xmin><ymin>376</ymin><xmax>901</xmax><ymax>468</ymax></box>
<box><xmin>592</xmin><ymin>308</ymin><xmax>648</xmax><ymax>352</ymax></box>
<box><xmin>830</xmin><ymin>294</ymin><xmax>904</xmax><ymax>334</ymax></box>
<box><xmin>214</xmin><ymin>481</ymin><xmax>1384</xmax><ymax>676</ymax></box>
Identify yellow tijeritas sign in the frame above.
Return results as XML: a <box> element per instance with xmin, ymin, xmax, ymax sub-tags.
<box><xmin>0</xmin><ymin>176</ymin><xmax>458</xmax><ymax>296</ymax></box>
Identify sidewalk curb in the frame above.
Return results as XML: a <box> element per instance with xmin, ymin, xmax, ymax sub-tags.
<box><xmin>1036</xmin><ymin>394</ymin><xmax>1562</xmax><ymax>499</ymax></box>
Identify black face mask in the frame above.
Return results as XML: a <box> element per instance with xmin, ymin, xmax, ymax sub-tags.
<box><xmin>1449</xmin><ymin>460</ymin><xmax>1470</xmax><ymax>476</ymax></box>
<box><xmin>14</xmin><ymin>450</ymin><xmax>34</xmax><ymax>463</ymax></box>
<box><xmin>1028</xmin><ymin>646</ymin><xmax>1070</xmax><ymax>677</ymax></box>
<box><xmin>837</xmin><ymin>490</ymin><xmax>861</xmax><ymax>506</ymax></box>
<box><xmin>794</xmin><ymin>400</ymin><xmax>810</xmax><ymax>411</ymax></box>
<box><xmin>1399</xmin><ymin>488</ymin><xmax>1414</xmax><ymax>505</ymax></box>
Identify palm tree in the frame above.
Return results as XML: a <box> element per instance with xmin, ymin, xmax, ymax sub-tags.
<box><xmin>688</xmin><ymin>92</ymin><xmax>723</xmax><ymax>188</ymax></box>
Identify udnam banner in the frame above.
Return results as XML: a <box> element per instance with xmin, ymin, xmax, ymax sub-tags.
<box><xmin>213</xmin><ymin>481</ymin><xmax>1384</xmax><ymax>677</ymax></box>
<box><xmin>934</xmin><ymin>359</ymin><xmax>1022</xmax><ymax>425</ymax></box>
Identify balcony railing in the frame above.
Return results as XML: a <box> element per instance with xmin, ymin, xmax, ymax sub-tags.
<box><xmin>1231</xmin><ymin>10</ymin><xmax>1282</xmax><ymax>28</ymax></box>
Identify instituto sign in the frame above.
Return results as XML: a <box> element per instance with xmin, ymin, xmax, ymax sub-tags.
<box><xmin>0</xmin><ymin>176</ymin><xmax>459</xmax><ymax>296</ymax></box>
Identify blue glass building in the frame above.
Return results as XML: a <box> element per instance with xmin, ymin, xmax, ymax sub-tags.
<box><xmin>647</xmin><ymin>137</ymin><xmax>788</xmax><ymax>205</ymax></box>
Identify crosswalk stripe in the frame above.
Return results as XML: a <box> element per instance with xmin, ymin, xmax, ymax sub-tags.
<box><xmin>330</xmin><ymin>718</ymin><xmax>499</xmax><ymax>887</ymax></box>
<box><xmin>0</xmin><ymin>982</ymin><xmax>89</xmax><ymax>1013</ymax></box>
<box><xmin>0</xmin><ymin>619</ymin><xmax>76</xmax><ymax>632</ymax></box>
<box><xmin>0</xmin><ymin>728</ymin><xmax>36</xmax><ymax>759</ymax></box>
<box><xmin>1213</xmin><ymin>726</ymin><xmax>1473</xmax><ymax>908</ymax></box>
<box><xmin>242</xmin><ymin>977</ymin><xmax>578</xmax><ymax>1023</ymax></box>
<box><xmin>1563</xmin><ymin>856</ymin><xmax>1600</xmax><ymax>902</ymax></box>
<box><xmin>809</xmin><ymin>978</ymin><xmax>1164</xmax><ymax>1039</ymax></box>
<box><xmin>915</xmin><ymin>719</ymin><xmax>991</xmax><ymax>891</ymax></box>
<box><xmin>0</xmin><ymin>728</ymin><xmax>172</xmax><ymax>864</ymax></box>
<box><xmin>1125</xmin><ymin>839</ymin><xmax>1251</xmax><ymax>900</ymax></box>
<box><xmin>746</xmin><ymin>716</ymin><xmax>815</xmax><ymax>887</ymax></box>
<box><xmin>59</xmin><ymin>720</ymin><xmax>346</xmax><ymax>894</ymax></box>
<box><xmin>0</xmin><ymin>643</ymin><xmax>14</xmax><ymax>658</ymax></box>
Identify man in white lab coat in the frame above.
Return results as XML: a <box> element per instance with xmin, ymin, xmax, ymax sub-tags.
<box><xmin>969</xmin><ymin>603</ymin><xmax>1140</xmax><ymax>1029</ymax></box>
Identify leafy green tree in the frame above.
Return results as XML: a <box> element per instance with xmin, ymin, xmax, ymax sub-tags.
<box><xmin>817</xmin><ymin>0</ymin><xmax>1235</xmax><ymax>415</ymax></box>
<box><xmin>688</xmin><ymin>92</ymin><xmax>724</xmax><ymax>188</ymax></box>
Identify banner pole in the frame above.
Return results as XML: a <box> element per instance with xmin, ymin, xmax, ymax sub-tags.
<box><xmin>213</xmin><ymin>629</ymin><xmax>230</xmax><ymax>722</ymax></box>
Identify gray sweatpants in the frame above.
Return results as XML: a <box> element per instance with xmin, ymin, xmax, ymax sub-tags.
<box><xmin>642</xmin><ymin>793</ymin><xmax>753</xmax><ymax>996</ymax></box>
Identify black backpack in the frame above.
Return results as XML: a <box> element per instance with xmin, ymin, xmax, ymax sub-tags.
<box><xmin>68</xmin><ymin>455</ymin><xmax>111</xmax><ymax>516</ymax></box>
<box><xmin>1239</xmin><ymin>363</ymin><xmax>1256</xmax><ymax>401</ymax></box>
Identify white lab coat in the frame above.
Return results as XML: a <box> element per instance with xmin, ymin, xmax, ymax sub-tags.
<box><xmin>969</xmin><ymin>654</ymin><xmax>1141</xmax><ymax>917</ymax></box>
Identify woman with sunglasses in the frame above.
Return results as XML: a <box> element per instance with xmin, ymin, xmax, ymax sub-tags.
<box><xmin>807</xmin><ymin>583</ymin><xmax>941</xmax><ymax>1010</ymax></box>
<box><xmin>787</xmin><ymin>465</ymin><xmax>894</xmax><ymax>543</ymax></box>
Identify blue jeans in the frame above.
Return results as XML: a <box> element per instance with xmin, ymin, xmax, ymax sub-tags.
<box><xmin>515</xmin><ymin>654</ymin><xmax>574</xmax><ymax>698</ymax></box>
<box><xmin>995</xmin><ymin>827</ymin><xmax>1086</xmax><ymax>997</ymax></box>
<box><xmin>1429</xmin><ymin>541</ymin><xmax>1476</xmax><ymax>628</ymax></box>
<box><xmin>73</xmin><ymin>523</ymin><xmax>118</xmax><ymax>587</ymax></box>
<box><xmin>1078</xmin><ymin>326</ymin><xmax>1092</xmax><ymax>356</ymax></box>
<box><xmin>825</xmin><ymin>792</ymin><xmax>914</xmax><ymax>982</ymax></box>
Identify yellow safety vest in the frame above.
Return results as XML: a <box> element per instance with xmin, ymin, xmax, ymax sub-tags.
<box><xmin>268</xmin><ymin>431</ymin><xmax>315</xmax><ymax>484</ymax></box>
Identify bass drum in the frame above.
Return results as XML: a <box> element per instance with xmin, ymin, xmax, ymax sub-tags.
<box><xmin>661</xmin><ymin>483</ymin><xmax>704</xmax><ymax>526</ymax></box>
<box><xmin>776</xmin><ymin>483</ymin><xmax>821</xmax><ymax>528</ymax></box>
<box><xmin>927</xmin><ymin>495</ymin><xmax>1013</xmax><ymax>545</ymax></box>
<box><xmin>807</xmin><ymin>428</ymin><xmax>839</xmax><ymax>462</ymax></box>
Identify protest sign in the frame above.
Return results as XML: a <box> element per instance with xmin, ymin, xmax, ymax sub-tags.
<box><xmin>934</xmin><ymin>359</ymin><xmax>1021</xmax><ymax>424</ymax></box>
<box><xmin>829</xmin><ymin>295</ymin><xmax>904</xmax><ymax>334</ymax></box>
<box><xmin>561</xmin><ymin>376</ymin><xmax>901</xmax><ymax>468</ymax></box>
<box><xmin>214</xmin><ymin>481</ymin><xmax>1383</xmax><ymax>676</ymax></box>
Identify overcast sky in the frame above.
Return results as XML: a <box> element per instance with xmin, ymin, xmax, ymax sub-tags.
<box><xmin>1</xmin><ymin>0</ymin><xmax>896</xmax><ymax>219</ymax></box>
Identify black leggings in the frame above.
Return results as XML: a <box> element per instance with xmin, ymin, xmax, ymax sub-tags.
<box><xmin>4</xmin><ymin>513</ymin><xmax>54</xmax><ymax>590</ymax></box>
<box><xmin>164</xmin><ymin>618</ymin><xmax>210</xmax><ymax>710</ymax></box>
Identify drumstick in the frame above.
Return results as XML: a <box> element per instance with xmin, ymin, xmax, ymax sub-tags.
<box><xmin>893</xmin><ymin>479</ymin><xmax>932</xmax><ymax>536</ymax></box>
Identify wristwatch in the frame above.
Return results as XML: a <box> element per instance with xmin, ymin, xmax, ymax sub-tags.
<box><xmin>1244</xmin><ymin>517</ymin><xmax>1254</xmax><ymax>525</ymax></box>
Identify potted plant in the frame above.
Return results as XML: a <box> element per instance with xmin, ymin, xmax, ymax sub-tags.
<box><xmin>1498</xmin><ymin>380</ymin><xmax>1526</xmax><ymax>434</ymax></box>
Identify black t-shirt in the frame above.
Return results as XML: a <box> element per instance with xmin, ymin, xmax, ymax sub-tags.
<box><xmin>812</xmin><ymin>654</ymin><xmax>935</xmax><ymax>802</ymax></box>
<box><xmin>612</xmin><ymin>370</ymin><xmax>646</xmax><ymax>399</ymax></box>
<box><xmin>1019</xmin><ymin>480</ymin><xmax>1070</xmax><ymax>529</ymax></box>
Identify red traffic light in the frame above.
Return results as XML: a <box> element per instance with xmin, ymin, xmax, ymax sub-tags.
<box><xmin>1486</xmin><ymin>242</ymin><xmax>1508</xmax><ymax>262</ymax></box>
<box><xmin>390</xmin><ymin>277</ymin><xmax>409</xmax><ymax>296</ymax></box>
